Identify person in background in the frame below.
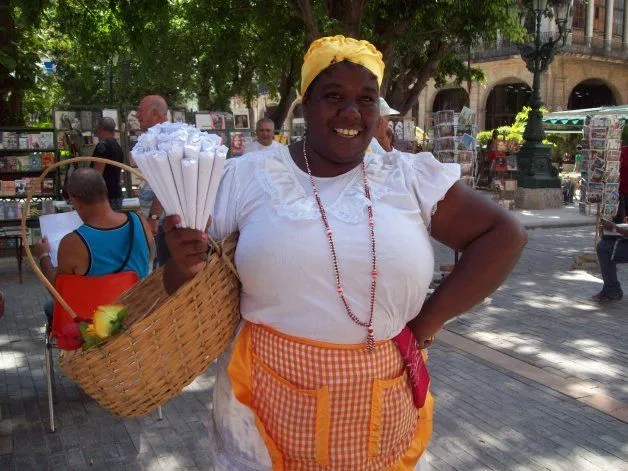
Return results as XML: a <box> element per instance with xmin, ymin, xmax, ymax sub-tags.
<box><xmin>615</xmin><ymin>125</ymin><xmax>628</xmax><ymax>223</ymax></box>
<box><xmin>92</xmin><ymin>117</ymin><xmax>124</xmax><ymax>211</ymax></box>
<box><xmin>370</xmin><ymin>97</ymin><xmax>399</xmax><ymax>153</ymax></box>
<box><xmin>573</xmin><ymin>145</ymin><xmax>583</xmax><ymax>172</ymax></box>
<box><xmin>385</xmin><ymin>126</ymin><xmax>396</xmax><ymax>151</ymax></box>
<box><xmin>594</xmin><ymin>219</ymin><xmax>627</xmax><ymax>303</ymax></box>
<box><xmin>592</xmin><ymin>126</ymin><xmax>628</xmax><ymax>302</ymax></box>
<box><xmin>245</xmin><ymin>118</ymin><xmax>284</xmax><ymax>154</ymax></box>
<box><xmin>135</xmin><ymin>95</ymin><xmax>169</xmax><ymax>264</ymax></box>
<box><xmin>32</xmin><ymin>168</ymin><xmax>154</xmax><ymax>322</ymax></box>
<box><xmin>486</xmin><ymin>129</ymin><xmax>500</xmax><ymax>185</ymax></box>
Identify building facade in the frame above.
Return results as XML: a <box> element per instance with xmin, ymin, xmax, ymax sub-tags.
<box><xmin>414</xmin><ymin>0</ymin><xmax>628</xmax><ymax>132</ymax></box>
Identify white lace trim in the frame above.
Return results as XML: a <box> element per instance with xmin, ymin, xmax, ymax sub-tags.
<box><xmin>256</xmin><ymin>147</ymin><xmax>392</xmax><ymax>224</ymax></box>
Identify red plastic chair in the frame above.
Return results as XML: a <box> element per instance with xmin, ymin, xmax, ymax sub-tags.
<box><xmin>51</xmin><ymin>272</ymin><xmax>139</xmax><ymax>348</ymax></box>
<box><xmin>45</xmin><ymin>271</ymin><xmax>139</xmax><ymax>432</ymax></box>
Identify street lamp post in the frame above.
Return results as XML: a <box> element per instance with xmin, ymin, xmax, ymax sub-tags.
<box><xmin>516</xmin><ymin>0</ymin><xmax>572</xmax><ymax>193</ymax></box>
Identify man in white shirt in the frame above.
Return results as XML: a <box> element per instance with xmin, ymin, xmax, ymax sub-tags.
<box><xmin>245</xmin><ymin>118</ymin><xmax>284</xmax><ymax>154</ymax></box>
<box><xmin>370</xmin><ymin>97</ymin><xmax>400</xmax><ymax>154</ymax></box>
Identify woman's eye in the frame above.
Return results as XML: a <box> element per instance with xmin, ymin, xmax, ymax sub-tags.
<box><xmin>324</xmin><ymin>93</ymin><xmax>342</xmax><ymax>100</ymax></box>
<box><xmin>360</xmin><ymin>96</ymin><xmax>376</xmax><ymax>104</ymax></box>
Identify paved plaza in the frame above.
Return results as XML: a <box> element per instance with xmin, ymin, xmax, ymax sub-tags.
<box><xmin>0</xmin><ymin>224</ymin><xmax>627</xmax><ymax>470</ymax></box>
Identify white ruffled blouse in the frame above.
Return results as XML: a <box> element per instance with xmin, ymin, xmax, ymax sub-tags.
<box><xmin>206</xmin><ymin>145</ymin><xmax>457</xmax><ymax>469</ymax></box>
<box><xmin>210</xmin><ymin>145</ymin><xmax>458</xmax><ymax>344</ymax></box>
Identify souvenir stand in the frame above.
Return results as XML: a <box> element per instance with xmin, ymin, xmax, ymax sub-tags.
<box><xmin>290</xmin><ymin>118</ymin><xmax>306</xmax><ymax>144</ymax></box>
<box><xmin>194</xmin><ymin>110</ymin><xmax>252</xmax><ymax>159</ymax></box>
<box><xmin>388</xmin><ymin>116</ymin><xmax>418</xmax><ymax>153</ymax></box>
<box><xmin>53</xmin><ymin>106</ymin><xmax>124</xmax><ymax>197</ymax></box>
<box><xmin>571</xmin><ymin>113</ymin><xmax>622</xmax><ymax>269</ymax></box>
<box><xmin>0</xmin><ymin>126</ymin><xmax>61</xmax><ymax>281</ymax></box>
<box><xmin>429</xmin><ymin>107</ymin><xmax>478</xmax><ymax>267</ymax></box>
<box><xmin>581</xmin><ymin>113</ymin><xmax>622</xmax><ymax>243</ymax></box>
<box><xmin>429</xmin><ymin>107</ymin><xmax>477</xmax><ymax>187</ymax></box>
<box><xmin>491</xmin><ymin>137</ymin><xmax>520</xmax><ymax>211</ymax></box>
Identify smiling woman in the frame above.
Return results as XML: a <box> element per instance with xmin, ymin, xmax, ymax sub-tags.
<box><xmin>163</xmin><ymin>35</ymin><xmax>528</xmax><ymax>470</ymax></box>
<box><xmin>295</xmin><ymin>61</ymin><xmax>381</xmax><ymax>174</ymax></box>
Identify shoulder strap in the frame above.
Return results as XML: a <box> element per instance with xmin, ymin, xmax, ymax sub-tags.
<box><xmin>114</xmin><ymin>212</ymin><xmax>135</xmax><ymax>273</ymax></box>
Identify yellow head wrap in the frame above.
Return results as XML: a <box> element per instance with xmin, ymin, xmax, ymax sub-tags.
<box><xmin>300</xmin><ymin>35</ymin><xmax>385</xmax><ymax>96</ymax></box>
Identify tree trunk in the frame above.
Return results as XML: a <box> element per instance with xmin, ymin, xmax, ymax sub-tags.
<box><xmin>197</xmin><ymin>58</ymin><xmax>212</xmax><ymax>110</ymax></box>
<box><xmin>387</xmin><ymin>41</ymin><xmax>450</xmax><ymax>115</ymax></box>
<box><xmin>325</xmin><ymin>0</ymin><xmax>366</xmax><ymax>37</ymax></box>
<box><xmin>288</xmin><ymin>0</ymin><xmax>320</xmax><ymax>41</ymax></box>
<box><xmin>0</xmin><ymin>0</ymin><xmax>22</xmax><ymax>125</ymax></box>
<box><xmin>375</xmin><ymin>17</ymin><xmax>411</xmax><ymax>96</ymax></box>
<box><xmin>268</xmin><ymin>53</ymin><xmax>298</xmax><ymax>129</ymax></box>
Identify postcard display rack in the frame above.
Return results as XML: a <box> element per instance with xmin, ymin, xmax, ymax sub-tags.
<box><xmin>194</xmin><ymin>109</ymin><xmax>252</xmax><ymax>158</ymax></box>
<box><xmin>430</xmin><ymin>108</ymin><xmax>477</xmax><ymax>188</ymax></box>
<box><xmin>388</xmin><ymin>116</ymin><xmax>418</xmax><ymax>153</ymax></box>
<box><xmin>0</xmin><ymin>128</ymin><xmax>60</xmax><ymax>248</ymax></box>
<box><xmin>580</xmin><ymin>114</ymin><xmax>622</xmax><ymax>238</ymax></box>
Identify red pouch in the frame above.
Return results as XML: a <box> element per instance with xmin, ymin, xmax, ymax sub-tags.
<box><xmin>392</xmin><ymin>326</ymin><xmax>430</xmax><ymax>408</ymax></box>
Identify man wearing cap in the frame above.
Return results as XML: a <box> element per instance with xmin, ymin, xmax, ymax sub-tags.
<box><xmin>92</xmin><ymin>117</ymin><xmax>125</xmax><ymax>211</ymax></box>
<box><xmin>370</xmin><ymin>97</ymin><xmax>400</xmax><ymax>153</ymax></box>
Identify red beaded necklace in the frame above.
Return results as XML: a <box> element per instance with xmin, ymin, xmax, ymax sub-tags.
<box><xmin>302</xmin><ymin>139</ymin><xmax>378</xmax><ymax>351</ymax></box>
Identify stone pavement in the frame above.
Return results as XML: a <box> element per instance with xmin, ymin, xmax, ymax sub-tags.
<box><xmin>513</xmin><ymin>204</ymin><xmax>596</xmax><ymax>229</ymax></box>
<box><xmin>0</xmin><ymin>225</ymin><xmax>627</xmax><ymax>470</ymax></box>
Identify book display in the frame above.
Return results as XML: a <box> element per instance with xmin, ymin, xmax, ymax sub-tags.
<box><xmin>580</xmin><ymin>114</ymin><xmax>622</xmax><ymax>232</ymax></box>
<box><xmin>0</xmin><ymin>127</ymin><xmax>59</xmax><ymax>225</ymax></box>
<box><xmin>54</xmin><ymin>107</ymin><xmax>122</xmax><ymax>156</ymax></box>
<box><xmin>429</xmin><ymin>107</ymin><xmax>477</xmax><ymax>188</ymax></box>
<box><xmin>194</xmin><ymin>111</ymin><xmax>252</xmax><ymax>158</ymax></box>
<box><xmin>54</xmin><ymin>106</ymin><xmax>124</xmax><ymax>200</ymax></box>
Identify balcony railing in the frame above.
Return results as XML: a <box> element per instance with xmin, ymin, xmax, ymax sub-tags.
<box><xmin>460</xmin><ymin>29</ymin><xmax>627</xmax><ymax>61</ymax></box>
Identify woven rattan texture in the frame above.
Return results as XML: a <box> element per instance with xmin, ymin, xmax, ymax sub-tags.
<box><xmin>59</xmin><ymin>234</ymin><xmax>241</xmax><ymax>417</ymax></box>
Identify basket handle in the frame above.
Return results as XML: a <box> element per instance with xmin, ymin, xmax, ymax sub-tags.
<box><xmin>21</xmin><ymin>156</ymin><xmax>146</xmax><ymax>319</ymax></box>
<box><xmin>22</xmin><ymin>156</ymin><xmax>239</xmax><ymax>318</ymax></box>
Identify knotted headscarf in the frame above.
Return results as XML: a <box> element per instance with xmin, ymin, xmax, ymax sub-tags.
<box><xmin>300</xmin><ymin>35</ymin><xmax>385</xmax><ymax>96</ymax></box>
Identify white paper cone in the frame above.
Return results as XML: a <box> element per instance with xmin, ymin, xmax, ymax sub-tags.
<box><xmin>140</xmin><ymin>152</ymin><xmax>178</xmax><ymax>220</ymax></box>
<box><xmin>181</xmin><ymin>158</ymin><xmax>199</xmax><ymax>229</ymax></box>
<box><xmin>134</xmin><ymin>151</ymin><xmax>185</xmax><ymax>229</ymax></box>
<box><xmin>196</xmin><ymin>151</ymin><xmax>215</xmax><ymax>231</ymax></box>
<box><xmin>153</xmin><ymin>151</ymin><xmax>187</xmax><ymax>226</ymax></box>
<box><xmin>132</xmin><ymin>152</ymin><xmax>169</xmax><ymax>214</ymax></box>
<box><xmin>201</xmin><ymin>146</ymin><xmax>227</xmax><ymax>231</ymax></box>
<box><xmin>167</xmin><ymin>144</ymin><xmax>187</xmax><ymax>224</ymax></box>
<box><xmin>184</xmin><ymin>141</ymin><xmax>201</xmax><ymax>160</ymax></box>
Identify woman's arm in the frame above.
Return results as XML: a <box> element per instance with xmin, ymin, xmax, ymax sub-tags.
<box><xmin>408</xmin><ymin>181</ymin><xmax>528</xmax><ymax>345</ymax></box>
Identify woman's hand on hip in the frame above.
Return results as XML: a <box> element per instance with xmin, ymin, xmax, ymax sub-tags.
<box><xmin>408</xmin><ymin>314</ymin><xmax>441</xmax><ymax>349</ymax></box>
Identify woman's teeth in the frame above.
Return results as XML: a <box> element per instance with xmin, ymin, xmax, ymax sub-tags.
<box><xmin>335</xmin><ymin>128</ymin><xmax>360</xmax><ymax>138</ymax></box>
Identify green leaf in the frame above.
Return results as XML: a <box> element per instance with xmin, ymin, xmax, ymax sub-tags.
<box><xmin>0</xmin><ymin>51</ymin><xmax>17</xmax><ymax>71</ymax></box>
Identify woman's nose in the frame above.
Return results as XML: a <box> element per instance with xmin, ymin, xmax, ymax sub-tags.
<box><xmin>338</xmin><ymin>101</ymin><xmax>361</xmax><ymax>119</ymax></box>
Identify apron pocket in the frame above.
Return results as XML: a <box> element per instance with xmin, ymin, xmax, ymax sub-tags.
<box><xmin>368</xmin><ymin>371</ymin><xmax>417</xmax><ymax>458</ymax></box>
<box><xmin>251</xmin><ymin>352</ymin><xmax>330</xmax><ymax>466</ymax></box>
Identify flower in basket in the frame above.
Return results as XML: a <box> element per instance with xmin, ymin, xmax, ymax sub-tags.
<box><xmin>79</xmin><ymin>304</ymin><xmax>128</xmax><ymax>350</ymax></box>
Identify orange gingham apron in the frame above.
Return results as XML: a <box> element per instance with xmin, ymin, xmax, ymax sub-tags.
<box><xmin>228</xmin><ymin>322</ymin><xmax>434</xmax><ymax>470</ymax></box>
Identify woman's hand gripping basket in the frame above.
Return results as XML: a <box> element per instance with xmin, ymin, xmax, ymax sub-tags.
<box><xmin>22</xmin><ymin>154</ymin><xmax>240</xmax><ymax>418</ymax></box>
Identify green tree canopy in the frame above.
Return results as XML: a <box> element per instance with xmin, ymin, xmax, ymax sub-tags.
<box><xmin>2</xmin><ymin>0</ymin><xmax>526</xmax><ymax>126</ymax></box>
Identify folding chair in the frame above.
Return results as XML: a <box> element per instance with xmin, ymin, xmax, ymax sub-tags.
<box><xmin>45</xmin><ymin>271</ymin><xmax>163</xmax><ymax>432</ymax></box>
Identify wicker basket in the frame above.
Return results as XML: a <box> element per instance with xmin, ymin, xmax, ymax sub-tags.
<box><xmin>22</xmin><ymin>156</ymin><xmax>240</xmax><ymax>417</ymax></box>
